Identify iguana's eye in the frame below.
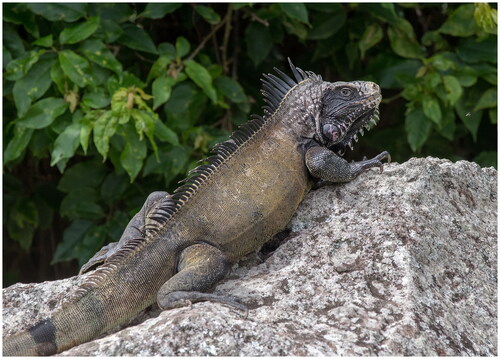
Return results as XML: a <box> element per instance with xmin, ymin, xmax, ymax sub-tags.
<box><xmin>340</xmin><ymin>88</ymin><xmax>352</xmax><ymax>97</ymax></box>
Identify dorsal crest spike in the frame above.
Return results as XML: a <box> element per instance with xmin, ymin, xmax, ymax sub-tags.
<box><xmin>288</xmin><ymin>57</ymin><xmax>304</xmax><ymax>82</ymax></box>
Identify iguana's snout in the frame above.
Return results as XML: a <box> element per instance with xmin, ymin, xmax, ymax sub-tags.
<box><xmin>322</xmin><ymin>123</ymin><xmax>340</xmax><ymax>142</ymax></box>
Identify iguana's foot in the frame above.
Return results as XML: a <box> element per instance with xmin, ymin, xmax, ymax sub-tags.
<box><xmin>308</xmin><ymin>149</ymin><xmax>391</xmax><ymax>188</ymax></box>
<box><xmin>158</xmin><ymin>290</ymin><xmax>248</xmax><ymax>316</ymax></box>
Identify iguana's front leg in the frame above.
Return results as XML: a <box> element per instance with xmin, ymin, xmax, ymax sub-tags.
<box><xmin>305</xmin><ymin>146</ymin><xmax>390</xmax><ymax>185</ymax></box>
<box><xmin>80</xmin><ymin>191</ymin><xmax>169</xmax><ymax>274</ymax></box>
<box><xmin>157</xmin><ymin>243</ymin><xmax>245</xmax><ymax>311</ymax></box>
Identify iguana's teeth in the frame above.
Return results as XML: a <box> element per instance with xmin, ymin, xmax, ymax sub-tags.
<box><xmin>359</xmin><ymin>128</ymin><xmax>364</xmax><ymax>136</ymax></box>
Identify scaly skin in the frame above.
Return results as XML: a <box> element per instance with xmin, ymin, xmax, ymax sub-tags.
<box><xmin>3</xmin><ymin>60</ymin><xmax>389</xmax><ymax>356</ymax></box>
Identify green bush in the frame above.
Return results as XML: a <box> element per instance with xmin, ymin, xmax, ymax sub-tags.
<box><xmin>3</xmin><ymin>3</ymin><xmax>497</xmax><ymax>284</ymax></box>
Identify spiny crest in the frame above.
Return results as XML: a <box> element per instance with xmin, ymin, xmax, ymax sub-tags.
<box><xmin>261</xmin><ymin>58</ymin><xmax>322</xmax><ymax>115</ymax></box>
<box><xmin>72</xmin><ymin>237</ymin><xmax>147</xmax><ymax>300</ymax></box>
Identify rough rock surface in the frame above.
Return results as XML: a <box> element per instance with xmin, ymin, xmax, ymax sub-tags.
<box><xmin>3</xmin><ymin>157</ymin><xmax>497</xmax><ymax>356</ymax></box>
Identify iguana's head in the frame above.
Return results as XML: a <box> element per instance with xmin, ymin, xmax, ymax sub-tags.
<box><xmin>318</xmin><ymin>81</ymin><xmax>381</xmax><ymax>156</ymax></box>
<box><xmin>260</xmin><ymin>59</ymin><xmax>382</xmax><ymax>155</ymax></box>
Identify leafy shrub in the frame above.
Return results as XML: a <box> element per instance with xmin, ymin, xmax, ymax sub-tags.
<box><xmin>3</xmin><ymin>3</ymin><xmax>497</xmax><ymax>284</ymax></box>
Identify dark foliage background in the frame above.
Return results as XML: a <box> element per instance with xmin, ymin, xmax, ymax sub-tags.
<box><xmin>3</xmin><ymin>3</ymin><xmax>497</xmax><ymax>285</ymax></box>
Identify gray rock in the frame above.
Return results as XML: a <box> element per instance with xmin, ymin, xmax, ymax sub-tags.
<box><xmin>3</xmin><ymin>157</ymin><xmax>497</xmax><ymax>356</ymax></box>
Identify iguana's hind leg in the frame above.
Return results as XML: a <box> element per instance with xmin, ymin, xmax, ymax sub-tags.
<box><xmin>80</xmin><ymin>191</ymin><xmax>169</xmax><ymax>274</ymax></box>
<box><xmin>305</xmin><ymin>146</ymin><xmax>390</xmax><ymax>185</ymax></box>
<box><xmin>157</xmin><ymin>243</ymin><xmax>246</xmax><ymax>311</ymax></box>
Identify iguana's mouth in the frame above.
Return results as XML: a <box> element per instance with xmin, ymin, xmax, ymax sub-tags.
<box><xmin>327</xmin><ymin>107</ymin><xmax>380</xmax><ymax>156</ymax></box>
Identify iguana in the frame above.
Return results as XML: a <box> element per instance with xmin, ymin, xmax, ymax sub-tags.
<box><xmin>3</xmin><ymin>59</ymin><xmax>390</xmax><ymax>356</ymax></box>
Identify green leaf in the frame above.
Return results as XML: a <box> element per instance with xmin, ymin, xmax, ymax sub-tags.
<box><xmin>4</xmin><ymin>127</ymin><xmax>33</xmax><ymax>164</ymax></box>
<box><xmin>93</xmin><ymin>111</ymin><xmax>118</xmax><ymax>160</ymax></box>
<box><xmin>133</xmin><ymin>109</ymin><xmax>159</xmax><ymax>161</ymax></box>
<box><xmin>428</xmin><ymin>53</ymin><xmax>455</xmax><ymax>71</ymax></box>
<box><xmin>442</xmin><ymin>75</ymin><xmax>463</xmax><ymax>106</ymax></box>
<box><xmin>184</xmin><ymin>60</ymin><xmax>217</xmax><ymax>103</ymax></box>
<box><xmin>8</xmin><ymin>200</ymin><xmax>39</xmax><ymax>251</ymax></box>
<box><xmin>4</xmin><ymin>3</ymin><xmax>40</xmax><ymax>37</ymax></box>
<box><xmin>26</xmin><ymin>3</ymin><xmax>87</xmax><ymax>22</ymax></box>
<box><xmin>283</xmin><ymin>19</ymin><xmax>308</xmax><ymax>40</ymax></box>
<box><xmin>307</xmin><ymin>10</ymin><xmax>346</xmax><ymax>40</ymax></box>
<box><xmin>118</xmin><ymin>23</ymin><xmax>158</xmax><ymax>54</ymax></box>
<box><xmin>158</xmin><ymin>42</ymin><xmax>177</xmax><ymax>57</ymax></box>
<box><xmin>152</xmin><ymin>76</ymin><xmax>175</xmax><ymax>110</ymax></box>
<box><xmin>141</xmin><ymin>3</ymin><xmax>182</xmax><ymax>19</ymax></box>
<box><xmin>5</xmin><ymin>49</ymin><xmax>46</xmax><ymax>81</ymax></box>
<box><xmin>405</xmin><ymin>109</ymin><xmax>432</xmax><ymax>152</ymax></box>
<box><xmin>88</xmin><ymin>3</ymin><xmax>132</xmax><ymax>23</ymax></box>
<box><xmin>32</xmin><ymin>35</ymin><xmax>53</xmax><ymax>48</ymax></box>
<box><xmin>453</xmin><ymin>66</ymin><xmax>478</xmax><ymax>87</ymax></box>
<box><xmin>79</xmin><ymin>39</ymin><xmax>123</xmax><ymax>74</ymax></box>
<box><xmin>82</xmin><ymin>89</ymin><xmax>110</xmax><ymax>109</ymax></box>
<box><xmin>245</xmin><ymin>22</ymin><xmax>273</xmax><ymax>66</ymax></box>
<box><xmin>388</xmin><ymin>19</ymin><xmax>423</xmax><ymax>59</ymax></box>
<box><xmin>280</xmin><ymin>3</ymin><xmax>309</xmax><ymax>25</ymax></box>
<box><xmin>475</xmin><ymin>88</ymin><xmax>497</xmax><ymax>111</ymax></box>
<box><xmin>155</xmin><ymin>120</ymin><xmax>179</xmax><ymax>145</ymax></box>
<box><xmin>50</xmin><ymin>122</ymin><xmax>82</xmax><ymax>166</ymax></box>
<box><xmin>13</xmin><ymin>57</ymin><xmax>55</xmax><ymax>117</ymax></box>
<box><xmin>3</xmin><ymin>46</ymin><xmax>12</xmax><ymax>70</ymax></box>
<box><xmin>100</xmin><ymin>173</ymin><xmax>129</xmax><ymax>201</ymax></box>
<box><xmin>473</xmin><ymin>151</ymin><xmax>497</xmax><ymax>168</ymax></box>
<box><xmin>361</xmin><ymin>3</ymin><xmax>400</xmax><ymax>25</ymax></box>
<box><xmin>99</xmin><ymin>19</ymin><xmax>123</xmax><ymax>42</ymax></box>
<box><xmin>422</xmin><ymin>95</ymin><xmax>442</xmax><ymax>126</ymax></box>
<box><xmin>368</xmin><ymin>55</ymin><xmax>420</xmax><ymax>89</ymax></box>
<box><xmin>3</xmin><ymin>23</ymin><xmax>25</xmax><ymax>58</ymax></box>
<box><xmin>176</xmin><ymin>36</ymin><xmax>191</xmax><ymax>58</ymax></box>
<box><xmin>359</xmin><ymin>23</ymin><xmax>383</xmax><ymax>58</ymax></box>
<box><xmin>457</xmin><ymin>36</ymin><xmax>497</xmax><ymax>64</ymax></box>
<box><xmin>79</xmin><ymin>113</ymin><xmax>94</xmax><ymax>153</ymax></box>
<box><xmin>120</xmin><ymin>125</ymin><xmax>147</xmax><ymax>181</ymax></box>
<box><xmin>60</xmin><ymin>16</ymin><xmax>100</xmax><ymax>44</ymax></box>
<box><xmin>215</xmin><ymin>76</ymin><xmax>247</xmax><ymax>103</ymax></box>
<box><xmin>17</xmin><ymin>98</ymin><xmax>68</xmax><ymax>129</ymax></box>
<box><xmin>59</xmin><ymin>50</ymin><xmax>96</xmax><ymax>88</ymax></box>
<box><xmin>50</xmin><ymin>61</ymin><xmax>66</xmax><ymax>94</ymax></box>
<box><xmin>438</xmin><ymin>109</ymin><xmax>456</xmax><ymax>141</ymax></box>
<box><xmin>474</xmin><ymin>3</ymin><xmax>498</xmax><ymax>35</ymax></box>
<box><xmin>195</xmin><ymin>5</ymin><xmax>221</xmax><ymax>25</ymax></box>
<box><xmin>147</xmin><ymin>55</ymin><xmax>173</xmax><ymax>83</ymax></box>
<box><xmin>58</xmin><ymin>160</ymin><xmax>107</xmax><ymax>192</ymax></box>
<box><xmin>439</xmin><ymin>4</ymin><xmax>478</xmax><ymax>37</ymax></box>
<box><xmin>455</xmin><ymin>90</ymin><xmax>482</xmax><ymax>141</ymax></box>
<box><xmin>52</xmin><ymin>219</ymin><xmax>93</xmax><ymax>264</ymax></box>
<box><xmin>60</xmin><ymin>189</ymin><xmax>104</xmax><ymax>219</ymax></box>
<box><xmin>165</xmin><ymin>83</ymin><xmax>207</xmax><ymax>131</ymax></box>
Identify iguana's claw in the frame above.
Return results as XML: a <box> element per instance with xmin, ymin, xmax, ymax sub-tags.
<box><xmin>372</xmin><ymin>151</ymin><xmax>391</xmax><ymax>173</ymax></box>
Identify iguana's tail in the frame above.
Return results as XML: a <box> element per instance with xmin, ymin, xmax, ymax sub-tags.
<box><xmin>3</xmin><ymin>291</ymin><xmax>111</xmax><ymax>356</ymax></box>
<box><xmin>3</xmin><ymin>318</ymin><xmax>58</xmax><ymax>356</ymax></box>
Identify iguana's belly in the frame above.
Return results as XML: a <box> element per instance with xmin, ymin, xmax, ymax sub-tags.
<box><xmin>172</xmin><ymin>123</ymin><xmax>311</xmax><ymax>261</ymax></box>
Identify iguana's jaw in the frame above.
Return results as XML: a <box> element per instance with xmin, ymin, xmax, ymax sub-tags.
<box><xmin>326</xmin><ymin>106</ymin><xmax>381</xmax><ymax>156</ymax></box>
